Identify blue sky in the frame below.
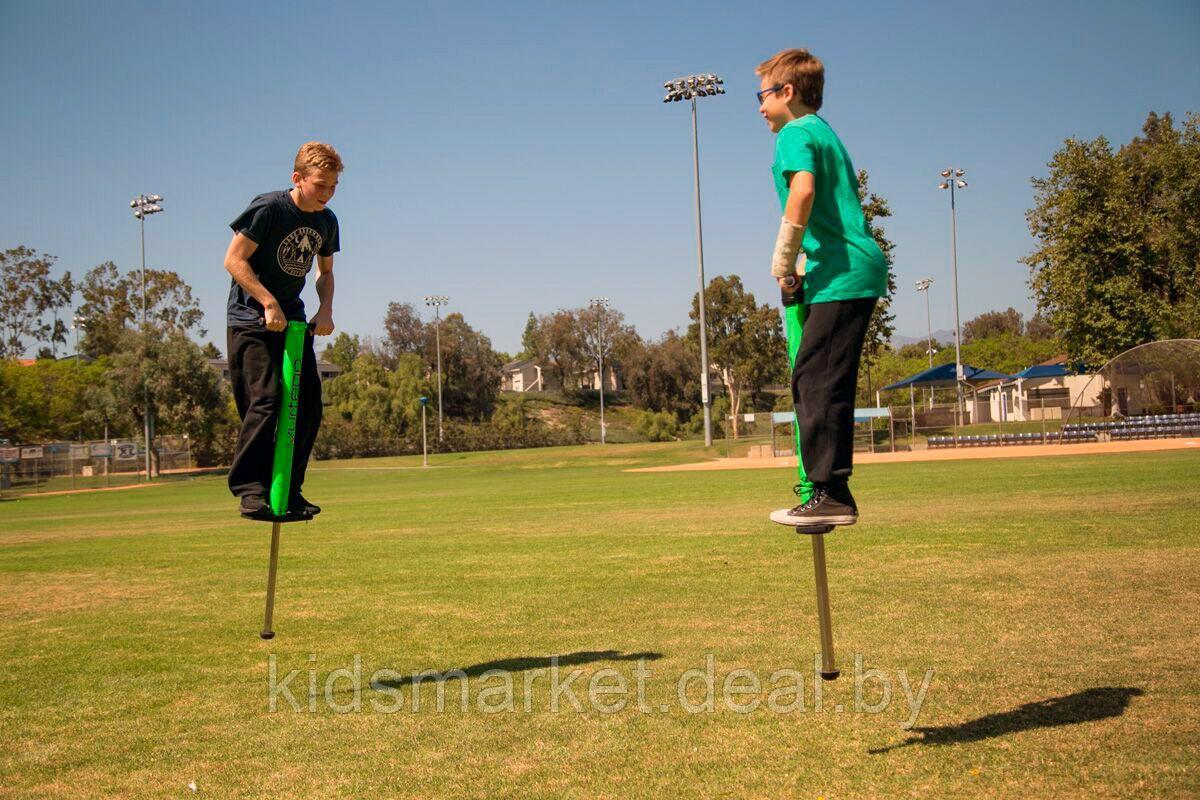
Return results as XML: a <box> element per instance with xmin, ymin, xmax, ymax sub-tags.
<box><xmin>3</xmin><ymin>0</ymin><xmax>1197</xmax><ymax>357</ymax></box>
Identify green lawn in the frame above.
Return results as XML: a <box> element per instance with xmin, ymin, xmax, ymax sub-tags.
<box><xmin>1</xmin><ymin>442</ymin><xmax>1197</xmax><ymax>798</ymax></box>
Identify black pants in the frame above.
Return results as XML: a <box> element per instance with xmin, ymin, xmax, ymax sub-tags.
<box><xmin>793</xmin><ymin>298</ymin><xmax>877</xmax><ymax>486</ymax></box>
<box><xmin>227</xmin><ymin>325</ymin><xmax>322</xmax><ymax>499</ymax></box>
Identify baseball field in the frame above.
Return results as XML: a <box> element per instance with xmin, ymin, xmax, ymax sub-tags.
<box><xmin>1</xmin><ymin>441</ymin><xmax>1197</xmax><ymax>798</ymax></box>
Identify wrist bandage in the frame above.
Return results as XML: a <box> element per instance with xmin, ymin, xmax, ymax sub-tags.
<box><xmin>771</xmin><ymin>217</ymin><xmax>806</xmax><ymax>278</ymax></box>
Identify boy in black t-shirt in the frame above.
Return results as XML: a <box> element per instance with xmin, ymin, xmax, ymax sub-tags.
<box><xmin>223</xmin><ymin>142</ymin><xmax>343</xmax><ymax>520</ymax></box>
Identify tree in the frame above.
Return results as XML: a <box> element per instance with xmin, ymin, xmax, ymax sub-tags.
<box><xmin>0</xmin><ymin>246</ymin><xmax>73</xmax><ymax>359</ymax></box>
<box><xmin>42</xmin><ymin>271</ymin><xmax>76</xmax><ymax>358</ymax></box>
<box><xmin>635</xmin><ymin>410</ymin><xmax>682</xmax><ymax>442</ymax></box>
<box><xmin>201</xmin><ymin>342</ymin><xmax>223</xmax><ymax>359</ymax></box>
<box><xmin>519</xmin><ymin>312</ymin><xmax>538</xmax><ymax>360</ymax></box>
<box><xmin>959</xmin><ymin>333</ymin><xmax>1064</xmax><ymax>378</ymax></box>
<box><xmin>69</xmin><ymin>264</ymin><xmax>208</xmax><ymax>470</ymax></box>
<box><xmin>0</xmin><ymin>358</ymin><xmax>116</xmax><ymax>442</ymax></box>
<box><xmin>578</xmin><ymin>304</ymin><xmax>639</xmax><ymax>390</ymax></box>
<box><xmin>1023</xmin><ymin>111</ymin><xmax>1200</xmax><ymax>365</ymax></box>
<box><xmin>74</xmin><ymin>263</ymin><xmax>133</xmax><ymax>357</ymax></box>
<box><xmin>489</xmin><ymin>394</ymin><xmax>557</xmax><ymax>441</ymax></box>
<box><xmin>896</xmin><ymin>341</ymin><xmax>938</xmax><ymax>361</ymax></box>
<box><xmin>379</xmin><ymin>302</ymin><xmax>502</xmax><ymax>419</ymax></box>
<box><xmin>1124</xmin><ymin>112</ymin><xmax>1200</xmax><ymax>340</ymax></box>
<box><xmin>79</xmin><ymin>378</ymin><xmax>122</xmax><ymax>443</ymax></box>
<box><xmin>142</xmin><ymin>269</ymin><xmax>206</xmax><ymax>335</ymax></box>
<box><xmin>688</xmin><ymin>275</ymin><xmax>786</xmax><ymax>438</ymax></box>
<box><xmin>622</xmin><ymin>330</ymin><xmax>700</xmax><ymax>419</ymax></box>
<box><xmin>323</xmin><ymin>351</ymin><xmax>431</xmax><ymax>440</ymax></box>
<box><xmin>857</xmin><ymin>169</ymin><xmax>898</xmax><ymax>398</ymax></box>
<box><xmin>523</xmin><ymin>305</ymin><xmax>640</xmax><ymax>397</ymax></box>
<box><xmin>381</xmin><ymin>302</ymin><xmax>429</xmax><ymax>367</ymax></box>
<box><xmin>435</xmin><ymin>312</ymin><xmax>503</xmax><ymax>420</ymax></box>
<box><xmin>147</xmin><ymin>333</ymin><xmax>237</xmax><ymax>467</ymax></box>
<box><xmin>321</xmin><ymin>332</ymin><xmax>362</xmax><ymax>373</ymax></box>
<box><xmin>76</xmin><ymin>262</ymin><xmax>206</xmax><ymax>357</ymax></box>
<box><xmin>1025</xmin><ymin>313</ymin><xmax>1056</xmax><ymax>341</ymax></box>
<box><xmin>109</xmin><ymin>327</ymin><xmax>235</xmax><ymax>470</ymax></box>
<box><xmin>963</xmin><ymin>308</ymin><xmax>1024</xmax><ymax>342</ymax></box>
<box><xmin>526</xmin><ymin>309</ymin><xmax>589</xmax><ymax>392</ymax></box>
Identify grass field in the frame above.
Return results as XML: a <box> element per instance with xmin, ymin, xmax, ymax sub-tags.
<box><xmin>1</xmin><ymin>442</ymin><xmax>1198</xmax><ymax>798</ymax></box>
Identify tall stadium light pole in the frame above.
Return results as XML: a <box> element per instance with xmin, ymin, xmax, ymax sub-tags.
<box><xmin>664</xmin><ymin>73</ymin><xmax>724</xmax><ymax>448</ymax></box>
<box><xmin>937</xmin><ymin>170</ymin><xmax>967</xmax><ymax>426</ymax></box>
<box><xmin>424</xmin><ymin>295</ymin><xmax>449</xmax><ymax>440</ymax></box>
<box><xmin>131</xmin><ymin>194</ymin><xmax>164</xmax><ymax>480</ymax></box>
<box><xmin>419</xmin><ymin>396</ymin><xmax>429</xmax><ymax>467</ymax></box>
<box><xmin>915</xmin><ymin>278</ymin><xmax>934</xmax><ymax>412</ymax></box>
<box><xmin>589</xmin><ymin>297</ymin><xmax>610</xmax><ymax>444</ymax></box>
<box><xmin>71</xmin><ymin>315</ymin><xmax>88</xmax><ymax>366</ymax></box>
<box><xmin>914</xmin><ymin>279</ymin><xmax>934</xmax><ymax>370</ymax></box>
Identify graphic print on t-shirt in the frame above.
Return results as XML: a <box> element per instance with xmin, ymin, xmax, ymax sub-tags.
<box><xmin>277</xmin><ymin>227</ymin><xmax>323</xmax><ymax>277</ymax></box>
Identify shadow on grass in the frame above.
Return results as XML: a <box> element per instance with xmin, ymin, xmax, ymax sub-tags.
<box><xmin>372</xmin><ymin>650</ymin><xmax>664</xmax><ymax>689</ymax></box>
<box><xmin>869</xmin><ymin>687</ymin><xmax>1144</xmax><ymax>754</ymax></box>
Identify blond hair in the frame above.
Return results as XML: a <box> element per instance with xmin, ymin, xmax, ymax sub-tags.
<box><xmin>756</xmin><ymin>49</ymin><xmax>824</xmax><ymax>111</ymax></box>
<box><xmin>294</xmin><ymin>142</ymin><xmax>344</xmax><ymax>176</ymax></box>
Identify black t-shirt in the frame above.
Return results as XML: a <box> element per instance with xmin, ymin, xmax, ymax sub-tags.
<box><xmin>226</xmin><ymin>190</ymin><xmax>340</xmax><ymax>328</ymax></box>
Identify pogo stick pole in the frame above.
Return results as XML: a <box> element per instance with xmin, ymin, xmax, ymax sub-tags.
<box><xmin>262</xmin><ymin>320</ymin><xmax>307</xmax><ymax>640</ymax></box>
<box><xmin>782</xmin><ymin>276</ymin><xmax>840</xmax><ymax>680</ymax></box>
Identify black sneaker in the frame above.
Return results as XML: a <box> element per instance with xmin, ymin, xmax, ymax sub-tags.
<box><xmin>770</xmin><ymin>484</ymin><xmax>858</xmax><ymax>527</ymax></box>
<box><xmin>826</xmin><ymin>482</ymin><xmax>858</xmax><ymax>515</ymax></box>
<box><xmin>790</xmin><ymin>481</ymin><xmax>858</xmax><ymax>512</ymax></box>
<box><xmin>239</xmin><ymin>494</ymin><xmax>276</xmax><ymax>521</ymax></box>
<box><xmin>289</xmin><ymin>493</ymin><xmax>321</xmax><ymax>516</ymax></box>
<box><xmin>240</xmin><ymin>494</ymin><xmax>313</xmax><ymax>522</ymax></box>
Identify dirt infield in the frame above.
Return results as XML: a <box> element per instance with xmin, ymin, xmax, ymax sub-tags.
<box><xmin>628</xmin><ymin>437</ymin><xmax>1200</xmax><ymax>473</ymax></box>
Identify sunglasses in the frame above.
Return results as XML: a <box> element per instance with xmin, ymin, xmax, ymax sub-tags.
<box><xmin>756</xmin><ymin>84</ymin><xmax>784</xmax><ymax>104</ymax></box>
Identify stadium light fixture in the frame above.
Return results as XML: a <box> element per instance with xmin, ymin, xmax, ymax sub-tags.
<box><xmin>661</xmin><ymin>72</ymin><xmax>724</xmax><ymax>447</ymax></box>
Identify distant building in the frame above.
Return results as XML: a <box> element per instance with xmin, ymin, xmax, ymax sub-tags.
<box><xmin>501</xmin><ymin>358</ymin><xmax>559</xmax><ymax>393</ymax></box>
<box><xmin>500</xmin><ymin>358</ymin><xmax>621</xmax><ymax>393</ymax></box>
<box><xmin>976</xmin><ymin>356</ymin><xmax>1123</xmax><ymax>421</ymax></box>
<box><xmin>581</xmin><ymin>363</ymin><xmax>622</xmax><ymax>393</ymax></box>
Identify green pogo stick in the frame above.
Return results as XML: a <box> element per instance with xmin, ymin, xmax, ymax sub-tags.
<box><xmin>781</xmin><ymin>277</ymin><xmax>840</xmax><ymax>680</ymax></box>
<box><xmin>261</xmin><ymin>320</ymin><xmax>308</xmax><ymax>640</ymax></box>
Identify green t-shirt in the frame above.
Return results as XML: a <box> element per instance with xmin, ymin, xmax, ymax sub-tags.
<box><xmin>772</xmin><ymin>114</ymin><xmax>887</xmax><ymax>303</ymax></box>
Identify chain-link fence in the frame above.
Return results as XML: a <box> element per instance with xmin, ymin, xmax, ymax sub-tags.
<box><xmin>0</xmin><ymin>435</ymin><xmax>197</xmax><ymax>496</ymax></box>
<box><xmin>721</xmin><ymin>410</ymin><xmax>903</xmax><ymax>459</ymax></box>
<box><xmin>1064</xmin><ymin>339</ymin><xmax>1200</xmax><ymax>423</ymax></box>
<box><xmin>891</xmin><ymin>400</ymin><xmax>1069</xmax><ymax>449</ymax></box>
<box><xmin>886</xmin><ymin>341</ymin><xmax>1200</xmax><ymax>449</ymax></box>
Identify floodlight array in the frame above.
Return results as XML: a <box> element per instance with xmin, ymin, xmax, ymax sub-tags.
<box><xmin>131</xmin><ymin>194</ymin><xmax>165</xmax><ymax>219</ymax></box>
<box><xmin>663</xmin><ymin>73</ymin><xmax>725</xmax><ymax>103</ymax></box>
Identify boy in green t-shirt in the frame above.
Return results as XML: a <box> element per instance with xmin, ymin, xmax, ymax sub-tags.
<box><xmin>758</xmin><ymin>48</ymin><xmax>887</xmax><ymax>527</ymax></box>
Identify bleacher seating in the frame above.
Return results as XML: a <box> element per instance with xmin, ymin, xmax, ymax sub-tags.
<box><xmin>924</xmin><ymin>412</ymin><xmax>1200</xmax><ymax>449</ymax></box>
<box><xmin>927</xmin><ymin>430</ymin><xmax>1063</xmax><ymax>448</ymax></box>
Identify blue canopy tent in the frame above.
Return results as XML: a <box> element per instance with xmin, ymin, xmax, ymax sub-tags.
<box><xmin>883</xmin><ymin>363</ymin><xmax>1014</xmax><ymax>427</ymax></box>
<box><xmin>882</xmin><ymin>363</ymin><xmax>1013</xmax><ymax>391</ymax></box>
<box><xmin>1009</xmin><ymin>363</ymin><xmax>1071</xmax><ymax>380</ymax></box>
<box><xmin>991</xmin><ymin>363</ymin><xmax>1076</xmax><ymax>424</ymax></box>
